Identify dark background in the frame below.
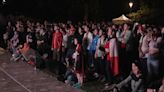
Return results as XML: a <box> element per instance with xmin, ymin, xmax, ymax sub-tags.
<box><xmin>0</xmin><ymin>0</ymin><xmax>164</xmax><ymax>22</ymax></box>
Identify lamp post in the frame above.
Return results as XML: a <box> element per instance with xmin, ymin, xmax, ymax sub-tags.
<box><xmin>129</xmin><ymin>2</ymin><xmax>133</xmax><ymax>13</ymax></box>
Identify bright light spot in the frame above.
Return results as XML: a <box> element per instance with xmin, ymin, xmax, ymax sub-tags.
<box><xmin>3</xmin><ymin>0</ymin><xmax>6</xmax><ymax>3</ymax></box>
<box><xmin>2</xmin><ymin>0</ymin><xmax>6</xmax><ymax>4</ymax></box>
<box><xmin>129</xmin><ymin>2</ymin><xmax>133</xmax><ymax>8</ymax></box>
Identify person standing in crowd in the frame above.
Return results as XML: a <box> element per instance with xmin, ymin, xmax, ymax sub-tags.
<box><xmin>147</xmin><ymin>30</ymin><xmax>162</xmax><ymax>83</ymax></box>
<box><xmin>72</xmin><ymin>38</ymin><xmax>83</xmax><ymax>86</ymax></box>
<box><xmin>89</xmin><ymin>28</ymin><xmax>99</xmax><ymax>78</ymax></box>
<box><xmin>83</xmin><ymin>25</ymin><xmax>93</xmax><ymax>53</ymax></box>
<box><xmin>132</xmin><ymin>23</ymin><xmax>141</xmax><ymax>60</ymax></box>
<box><xmin>51</xmin><ymin>25</ymin><xmax>63</xmax><ymax>62</ymax></box>
<box><xmin>104</xmin><ymin>27</ymin><xmax>119</xmax><ymax>87</ymax></box>
<box><xmin>3</xmin><ymin>17</ymin><xmax>164</xmax><ymax>91</ymax></box>
<box><xmin>138</xmin><ymin>26</ymin><xmax>149</xmax><ymax>59</ymax></box>
<box><xmin>116</xmin><ymin>25</ymin><xmax>123</xmax><ymax>42</ymax></box>
<box><xmin>47</xmin><ymin>26</ymin><xmax>53</xmax><ymax>48</ymax></box>
<box><xmin>89</xmin><ymin>28</ymin><xmax>99</xmax><ymax>70</ymax></box>
<box><xmin>95</xmin><ymin>30</ymin><xmax>106</xmax><ymax>81</ymax></box>
<box><xmin>82</xmin><ymin>25</ymin><xmax>93</xmax><ymax>73</ymax></box>
<box><xmin>116</xmin><ymin>24</ymin><xmax>126</xmax><ymax>79</ymax></box>
<box><xmin>36</xmin><ymin>25</ymin><xmax>48</xmax><ymax>56</ymax></box>
<box><xmin>138</xmin><ymin>25</ymin><xmax>149</xmax><ymax>77</ymax></box>
<box><xmin>65</xmin><ymin>26</ymin><xmax>75</xmax><ymax>67</ymax></box>
<box><xmin>76</xmin><ymin>27</ymin><xmax>84</xmax><ymax>45</ymax></box>
<box><xmin>16</xmin><ymin>21</ymin><xmax>26</xmax><ymax>45</ymax></box>
<box><xmin>61</xmin><ymin>28</ymin><xmax>68</xmax><ymax>63</ymax></box>
<box><xmin>26</xmin><ymin>23</ymin><xmax>37</xmax><ymax>50</ymax></box>
<box><xmin>51</xmin><ymin>25</ymin><xmax>63</xmax><ymax>74</ymax></box>
<box><xmin>3</xmin><ymin>21</ymin><xmax>14</xmax><ymax>49</ymax></box>
<box><xmin>121</xmin><ymin>24</ymin><xmax>134</xmax><ymax>77</ymax></box>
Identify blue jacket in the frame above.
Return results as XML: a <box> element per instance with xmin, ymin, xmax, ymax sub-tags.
<box><xmin>90</xmin><ymin>35</ymin><xmax>99</xmax><ymax>52</ymax></box>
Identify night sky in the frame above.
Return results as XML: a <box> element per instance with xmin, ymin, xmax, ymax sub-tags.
<box><xmin>0</xmin><ymin>0</ymin><xmax>163</xmax><ymax>22</ymax></box>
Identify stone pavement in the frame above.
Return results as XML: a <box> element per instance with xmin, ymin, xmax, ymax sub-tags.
<box><xmin>0</xmin><ymin>52</ymin><xmax>83</xmax><ymax>92</ymax></box>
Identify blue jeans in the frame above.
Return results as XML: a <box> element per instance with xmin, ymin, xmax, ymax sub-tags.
<box><xmin>88</xmin><ymin>50</ymin><xmax>95</xmax><ymax>67</ymax></box>
<box><xmin>147</xmin><ymin>55</ymin><xmax>159</xmax><ymax>81</ymax></box>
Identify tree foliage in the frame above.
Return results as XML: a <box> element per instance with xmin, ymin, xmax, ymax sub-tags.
<box><xmin>127</xmin><ymin>4</ymin><xmax>155</xmax><ymax>23</ymax></box>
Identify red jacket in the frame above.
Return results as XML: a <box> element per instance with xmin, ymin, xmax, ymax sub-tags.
<box><xmin>52</xmin><ymin>31</ymin><xmax>63</xmax><ymax>49</ymax></box>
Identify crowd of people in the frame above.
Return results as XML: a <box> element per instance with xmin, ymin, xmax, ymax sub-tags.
<box><xmin>1</xmin><ymin>18</ymin><xmax>164</xmax><ymax>92</ymax></box>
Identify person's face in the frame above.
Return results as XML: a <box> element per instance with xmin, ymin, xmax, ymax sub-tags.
<box><xmin>123</xmin><ymin>24</ymin><xmax>129</xmax><ymax>30</ymax></box>
<box><xmin>93</xmin><ymin>29</ymin><xmax>98</xmax><ymax>36</ymax></box>
<box><xmin>91</xmin><ymin>24</ymin><xmax>95</xmax><ymax>29</ymax></box>
<box><xmin>74</xmin><ymin>38</ymin><xmax>78</xmax><ymax>45</ymax></box>
<box><xmin>107</xmin><ymin>27</ymin><xmax>112</xmax><ymax>36</ymax></box>
<box><xmin>132</xmin><ymin>63</ymin><xmax>140</xmax><ymax>75</ymax></box>
<box><xmin>84</xmin><ymin>26</ymin><xmax>89</xmax><ymax>32</ymax></box>
<box><xmin>16</xmin><ymin>21</ymin><xmax>19</xmax><ymax>25</ymax></box>
<box><xmin>153</xmin><ymin>28</ymin><xmax>158</xmax><ymax>34</ymax></box>
<box><xmin>59</xmin><ymin>28</ymin><xmax>63</xmax><ymax>33</ymax></box>
<box><xmin>27</xmin><ymin>28</ymin><xmax>31</xmax><ymax>32</ymax></box>
<box><xmin>78</xmin><ymin>27</ymin><xmax>82</xmax><ymax>33</ymax></box>
<box><xmin>41</xmin><ymin>25</ymin><xmax>44</xmax><ymax>29</ymax></box>
<box><xmin>138</xmin><ymin>25</ymin><xmax>142</xmax><ymax>31</ymax></box>
<box><xmin>27</xmin><ymin>20</ymin><xmax>30</xmax><ymax>25</ymax></box>
<box><xmin>40</xmin><ymin>29</ymin><xmax>44</xmax><ymax>34</ymax></box>
<box><xmin>138</xmin><ymin>26</ymin><xmax>144</xmax><ymax>34</ymax></box>
<box><xmin>161</xmin><ymin>27</ymin><xmax>164</xmax><ymax>34</ymax></box>
<box><xmin>44</xmin><ymin>20</ymin><xmax>48</xmax><ymax>26</ymax></box>
<box><xmin>99</xmin><ymin>30</ymin><xmax>103</xmax><ymax>36</ymax></box>
<box><xmin>36</xmin><ymin>22</ymin><xmax>40</xmax><ymax>27</ymax></box>
<box><xmin>142</xmin><ymin>24</ymin><xmax>146</xmax><ymax>29</ymax></box>
<box><xmin>8</xmin><ymin>22</ymin><xmax>11</xmax><ymax>26</ymax></box>
<box><xmin>112</xmin><ymin>25</ymin><xmax>116</xmax><ymax>29</ymax></box>
<box><xmin>54</xmin><ymin>26</ymin><xmax>58</xmax><ymax>31</ymax></box>
<box><xmin>69</xmin><ymin>29</ymin><xmax>74</xmax><ymax>35</ymax></box>
<box><xmin>101</xmin><ymin>35</ymin><xmax>105</xmax><ymax>39</ymax></box>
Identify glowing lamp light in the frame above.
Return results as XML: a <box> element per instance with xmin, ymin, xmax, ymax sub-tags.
<box><xmin>3</xmin><ymin>0</ymin><xmax>6</xmax><ymax>3</ymax></box>
<box><xmin>129</xmin><ymin>2</ymin><xmax>133</xmax><ymax>8</ymax></box>
<box><xmin>2</xmin><ymin>0</ymin><xmax>6</xmax><ymax>4</ymax></box>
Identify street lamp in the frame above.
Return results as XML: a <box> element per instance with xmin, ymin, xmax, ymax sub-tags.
<box><xmin>129</xmin><ymin>2</ymin><xmax>133</xmax><ymax>8</ymax></box>
<box><xmin>129</xmin><ymin>2</ymin><xmax>133</xmax><ymax>13</ymax></box>
<box><xmin>2</xmin><ymin>0</ymin><xmax>6</xmax><ymax>4</ymax></box>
